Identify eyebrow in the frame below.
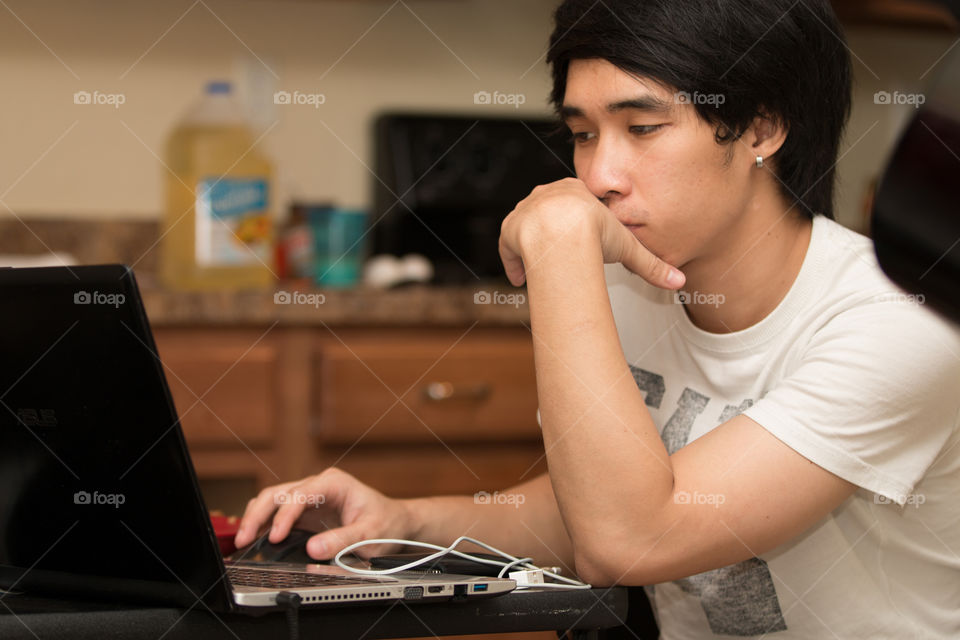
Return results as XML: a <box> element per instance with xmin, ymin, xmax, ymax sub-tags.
<box><xmin>560</xmin><ymin>96</ymin><xmax>673</xmax><ymax>120</ymax></box>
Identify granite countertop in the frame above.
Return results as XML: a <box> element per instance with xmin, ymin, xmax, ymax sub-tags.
<box><xmin>139</xmin><ymin>282</ymin><xmax>531</xmax><ymax>327</ymax></box>
<box><xmin>0</xmin><ymin>219</ymin><xmax>530</xmax><ymax>327</ymax></box>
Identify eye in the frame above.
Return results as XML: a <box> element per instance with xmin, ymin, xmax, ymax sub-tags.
<box><xmin>569</xmin><ymin>131</ymin><xmax>596</xmax><ymax>145</ymax></box>
<box><xmin>630</xmin><ymin>124</ymin><xmax>663</xmax><ymax>136</ymax></box>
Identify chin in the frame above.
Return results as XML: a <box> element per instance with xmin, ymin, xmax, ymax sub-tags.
<box><xmin>644</xmin><ymin>240</ymin><xmax>687</xmax><ymax>271</ymax></box>
<box><xmin>630</xmin><ymin>226</ymin><xmax>665</xmax><ymax>256</ymax></box>
<box><xmin>634</xmin><ymin>227</ymin><xmax>697</xmax><ymax>270</ymax></box>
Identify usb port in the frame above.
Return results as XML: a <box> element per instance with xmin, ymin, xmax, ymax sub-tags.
<box><xmin>473</xmin><ymin>584</ymin><xmax>488</xmax><ymax>592</ymax></box>
<box><xmin>428</xmin><ymin>586</ymin><xmax>443</xmax><ymax>593</ymax></box>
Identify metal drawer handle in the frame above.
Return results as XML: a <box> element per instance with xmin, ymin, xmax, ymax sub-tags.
<box><xmin>423</xmin><ymin>381</ymin><xmax>491</xmax><ymax>402</ymax></box>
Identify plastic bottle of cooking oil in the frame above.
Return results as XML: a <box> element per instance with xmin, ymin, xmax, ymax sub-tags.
<box><xmin>159</xmin><ymin>81</ymin><xmax>274</xmax><ymax>290</ymax></box>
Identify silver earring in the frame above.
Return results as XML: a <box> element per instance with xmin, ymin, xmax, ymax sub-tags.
<box><xmin>756</xmin><ymin>156</ymin><xmax>764</xmax><ymax>169</ymax></box>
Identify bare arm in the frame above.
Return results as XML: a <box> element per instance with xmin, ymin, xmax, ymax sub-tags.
<box><xmin>236</xmin><ymin>469</ymin><xmax>574</xmax><ymax>570</ymax></box>
<box><xmin>406</xmin><ymin>472</ymin><xmax>574</xmax><ymax>568</ymax></box>
<box><xmin>499</xmin><ymin>179</ymin><xmax>857</xmax><ymax>586</ymax></box>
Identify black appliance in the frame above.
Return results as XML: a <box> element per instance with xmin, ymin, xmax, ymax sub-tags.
<box><xmin>872</xmin><ymin>43</ymin><xmax>960</xmax><ymax>324</ymax></box>
<box><xmin>371</xmin><ymin>113</ymin><xmax>574</xmax><ymax>283</ymax></box>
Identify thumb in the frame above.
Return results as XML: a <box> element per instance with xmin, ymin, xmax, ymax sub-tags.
<box><xmin>305</xmin><ymin>521</ymin><xmax>372</xmax><ymax>561</ymax></box>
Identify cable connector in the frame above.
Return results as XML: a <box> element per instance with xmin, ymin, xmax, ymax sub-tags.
<box><xmin>333</xmin><ymin>535</ymin><xmax>592</xmax><ymax>590</ymax></box>
<box><xmin>508</xmin><ymin>568</ymin><xmax>545</xmax><ymax>587</ymax></box>
<box><xmin>276</xmin><ymin>591</ymin><xmax>302</xmax><ymax>640</ymax></box>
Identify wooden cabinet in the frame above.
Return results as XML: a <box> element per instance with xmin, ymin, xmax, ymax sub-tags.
<box><xmin>155</xmin><ymin>324</ymin><xmax>552</xmax><ymax>640</ymax></box>
<box><xmin>314</xmin><ymin>331</ymin><xmax>540</xmax><ymax>444</ymax></box>
<box><xmin>831</xmin><ymin>0</ymin><xmax>958</xmax><ymax>30</ymax></box>
<box><xmin>152</xmin><ymin>326</ymin><xmax>547</xmax><ymax>500</ymax></box>
<box><xmin>158</xmin><ymin>329</ymin><xmax>279</xmax><ymax>448</ymax></box>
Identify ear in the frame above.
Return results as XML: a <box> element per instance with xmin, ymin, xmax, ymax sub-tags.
<box><xmin>745</xmin><ymin>112</ymin><xmax>788</xmax><ymax>163</ymax></box>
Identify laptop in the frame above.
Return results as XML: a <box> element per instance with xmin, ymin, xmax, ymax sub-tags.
<box><xmin>0</xmin><ymin>264</ymin><xmax>515</xmax><ymax>612</ymax></box>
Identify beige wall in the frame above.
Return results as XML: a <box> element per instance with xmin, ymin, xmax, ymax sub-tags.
<box><xmin>0</xmin><ymin>1</ymin><xmax>955</xmax><ymax>234</ymax></box>
<box><xmin>0</xmin><ymin>0</ymin><xmax>559</xmax><ymax>220</ymax></box>
<box><xmin>837</xmin><ymin>26</ymin><xmax>956</xmax><ymax>232</ymax></box>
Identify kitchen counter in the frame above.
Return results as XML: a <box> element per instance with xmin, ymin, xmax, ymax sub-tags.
<box><xmin>0</xmin><ymin>219</ymin><xmax>530</xmax><ymax>327</ymax></box>
<box><xmin>140</xmin><ymin>282</ymin><xmax>530</xmax><ymax>327</ymax></box>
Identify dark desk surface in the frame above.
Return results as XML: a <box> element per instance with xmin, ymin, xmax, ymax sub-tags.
<box><xmin>0</xmin><ymin>587</ymin><xmax>631</xmax><ymax>640</ymax></box>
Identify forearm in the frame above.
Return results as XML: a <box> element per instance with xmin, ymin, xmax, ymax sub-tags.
<box><xmin>404</xmin><ymin>473</ymin><xmax>574</xmax><ymax>569</ymax></box>
<box><xmin>523</xmin><ymin>229</ymin><xmax>675</xmax><ymax>581</ymax></box>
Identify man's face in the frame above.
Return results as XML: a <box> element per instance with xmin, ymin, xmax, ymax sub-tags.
<box><xmin>561</xmin><ymin>58</ymin><xmax>759</xmax><ymax>270</ymax></box>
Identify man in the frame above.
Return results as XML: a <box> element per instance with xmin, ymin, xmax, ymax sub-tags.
<box><xmin>238</xmin><ymin>1</ymin><xmax>960</xmax><ymax>636</ymax></box>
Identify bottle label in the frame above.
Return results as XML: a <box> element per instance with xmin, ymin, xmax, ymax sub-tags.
<box><xmin>195</xmin><ymin>178</ymin><xmax>270</xmax><ymax>266</ymax></box>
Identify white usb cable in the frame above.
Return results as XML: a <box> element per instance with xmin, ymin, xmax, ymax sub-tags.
<box><xmin>333</xmin><ymin>535</ymin><xmax>592</xmax><ymax>590</ymax></box>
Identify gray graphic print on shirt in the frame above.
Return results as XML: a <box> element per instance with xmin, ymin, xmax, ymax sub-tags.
<box><xmin>629</xmin><ymin>365</ymin><xmax>787</xmax><ymax>636</ymax></box>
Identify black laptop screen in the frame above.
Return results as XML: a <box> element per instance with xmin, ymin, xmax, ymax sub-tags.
<box><xmin>0</xmin><ymin>265</ymin><xmax>232</xmax><ymax>610</ymax></box>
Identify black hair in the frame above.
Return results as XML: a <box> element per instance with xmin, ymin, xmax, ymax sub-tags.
<box><xmin>547</xmin><ymin>0</ymin><xmax>852</xmax><ymax>220</ymax></box>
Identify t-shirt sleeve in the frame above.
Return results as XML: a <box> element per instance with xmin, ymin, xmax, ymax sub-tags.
<box><xmin>743</xmin><ymin>300</ymin><xmax>960</xmax><ymax>505</ymax></box>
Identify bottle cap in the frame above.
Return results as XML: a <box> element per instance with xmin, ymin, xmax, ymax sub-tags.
<box><xmin>206</xmin><ymin>81</ymin><xmax>232</xmax><ymax>94</ymax></box>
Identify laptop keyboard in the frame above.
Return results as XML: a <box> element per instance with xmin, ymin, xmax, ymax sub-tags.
<box><xmin>227</xmin><ymin>566</ymin><xmax>393</xmax><ymax>588</ymax></box>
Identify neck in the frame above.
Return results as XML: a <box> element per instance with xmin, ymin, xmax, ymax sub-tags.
<box><xmin>679</xmin><ymin>194</ymin><xmax>814</xmax><ymax>334</ymax></box>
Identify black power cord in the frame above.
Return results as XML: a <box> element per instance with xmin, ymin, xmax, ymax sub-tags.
<box><xmin>276</xmin><ymin>591</ymin><xmax>302</xmax><ymax>640</ymax></box>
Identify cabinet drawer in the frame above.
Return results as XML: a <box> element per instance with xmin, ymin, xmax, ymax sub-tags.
<box><xmin>154</xmin><ymin>330</ymin><xmax>278</xmax><ymax>447</ymax></box>
<box><xmin>318</xmin><ymin>444</ymin><xmax>548</xmax><ymax>498</ymax></box>
<box><xmin>314</xmin><ymin>331</ymin><xmax>540</xmax><ymax>443</ymax></box>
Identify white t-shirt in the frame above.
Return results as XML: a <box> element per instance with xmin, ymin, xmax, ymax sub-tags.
<box><xmin>605</xmin><ymin>215</ymin><xmax>960</xmax><ymax>639</ymax></box>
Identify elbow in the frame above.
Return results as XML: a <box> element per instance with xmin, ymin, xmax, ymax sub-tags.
<box><xmin>574</xmin><ymin>542</ymin><xmax>678</xmax><ymax>587</ymax></box>
<box><xmin>572</xmin><ymin>542</ymin><xmax>627</xmax><ymax>587</ymax></box>
<box><xmin>567</xmin><ymin>495</ymin><xmax>683</xmax><ymax>586</ymax></box>
<box><xmin>570</xmin><ymin>523</ymin><xmax>680</xmax><ymax>587</ymax></box>
<box><xmin>573</xmin><ymin>554</ymin><xmax>617</xmax><ymax>587</ymax></box>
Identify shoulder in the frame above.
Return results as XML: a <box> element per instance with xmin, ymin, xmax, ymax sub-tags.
<box><xmin>771</xmin><ymin>221</ymin><xmax>960</xmax><ymax>449</ymax></box>
<box><xmin>804</xmin><ymin>217</ymin><xmax>959</xmax><ymax>362</ymax></box>
<box><xmin>809</xmin><ymin>216</ymin><xmax>907</xmax><ymax>305</ymax></box>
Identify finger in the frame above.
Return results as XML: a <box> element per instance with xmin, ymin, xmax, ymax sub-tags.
<box><xmin>235</xmin><ymin>500</ymin><xmax>259</xmax><ymax>548</ymax></box>
<box><xmin>237</xmin><ymin>490</ymin><xmax>277</xmax><ymax>546</ymax></box>
<box><xmin>305</xmin><ymin>521</ymin><xmax>372</xmax><ymax>560</ymax></box>
<box><xmin>235</xmin><ymin>482</ymin><xmax>297</xmax><ymax>547</ymax></box>
<box><xmin>236</xmin><ymin>504</ymin><xmax>276</xmax><ymax>548</ymax></box>
<box><xmin>503</xmin><ymin>260</ymin><xmax>527</xmax><ymax>287</ymax></box>
<box><xmin>269</xmin><ymin>470</ymin><xmax>356</xmax><ymax>543</ymax></box>
<box><xmin>498</xmin><ymin>238</ymin><xmax>527</xmax><ymax>287</ymax></box>
<box><xmin>618</xmin><ymin>230</ymin><xmax>685</xmax><ymax>290</ymax></box>
<box><xmin>269</xmin><ymin>498</ymin><xmax>310</xmax><ymax>543</ymax></box>
<box><xmin>270</xmin><ymin>485</ymin><xmax>335</xmax><ymax>542</ymax></box>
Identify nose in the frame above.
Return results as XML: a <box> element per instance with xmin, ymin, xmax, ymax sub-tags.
<box><xmin>576</xmin><ymin>134</ymin><xmax>632</xmax><ymax>204</ymax></box>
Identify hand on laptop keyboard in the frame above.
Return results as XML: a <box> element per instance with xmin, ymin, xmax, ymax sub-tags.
<box><xmin>230</xmin><ymin>527</ymin><xmax>319</xmax><ymax>564</ymax></box>
<box><xmin>235</xmin><ymin>467</ymin><xmax>414</xmax><ymax>561</ymax></box>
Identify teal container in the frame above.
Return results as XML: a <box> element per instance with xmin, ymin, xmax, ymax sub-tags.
<box><xmin>310</xmin><ymin>208</ymin><xmax>368</xmax><ymax>288</ymax></box>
